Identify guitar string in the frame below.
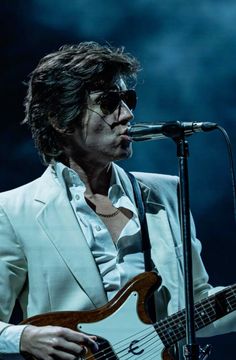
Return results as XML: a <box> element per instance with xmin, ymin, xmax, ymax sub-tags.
<box><xmin>86</xmin><ymin>309</ymin><xmax>235</xmax><ymax>360</ymax></box>
<box><xmin>86</xmin><ymin>308</ymin><xmax>190</xmax><ymax>359</ymax></box>
<box><xmin>120</xmin><ymin>343</ymin><xmax>163</xmax><ymax>360</ymax></box>
<box><xmin>96</xmin><ymin>324</ymin><xmax>156</xmax><ymax>351</ymax></box>
<box><xmin>120</xmin><ymin>290</ymin><xmax>236</xmax><ymax>360</ymax></box>
<box><xmin>92</xmin><ymin>296</ymin><xmax>230</xmax><ymax>360</ymax></box>
<box><xmin>116</xmin><ymin>330</ymin><xmax>161</xmax><ymax>360</ymax></box>
<box><xmin>93</xmin><ymin>284</ymin><xmax>236</xmax><ymax>354</ymax></box>
<box><xmin>87</xmin><ymin>315</ymin><xmax>174</xmax><ymax>360</ymax></box>
<box><xmin>154</xmin><ymin>293</ymin><xmax>236</xmax><ymax>347</ymax></box>
<box><xmin>155</xmin><ymin>291</ymin><xmax>236</xmax><ymax>336</ymax></box>
<box><xmin>120</xmin><ymin>296</ymin><xmax>235</xmax><ymax>358</ymax></box>
<box><xmin>85</xmin><ymin>324</ymin><xmax>160</xmax><ymax>360</ymax></box>
<box><xmin>86</xmin><ymin>294</ymin><xmax>236</xmax><ymax>360</ymax></box>
<box><xmin>118</xmin><ymin>333</ymin><xmax>163</xmax><ymax>360</ymax></box>
<box><xmin>130</xmin><ymin>338</ymin><xmax>167</xmax><ymax>360</ymax></box>
<box><xmin>85</xmin><ymin>290</ymin><xmax>236</xmax><ymax>359</ymax></box>
<box><xmin>87</xmin><ymin>335</ymin><xmax>165</xmax><ymax>360</ymax></box>
<box><xmin>131</xmin><ymin>291</ymin><xmax>236</xmax><ymax>352</ymax></box>
<box><xmin>85</xmin><ymin>326</ymin><xmax>159</xmax><ymax>360</ymax></box>
<box><xmin>114</xmin><ymin>329</ymin><xmax>156</xmax><ymax>356</ymax></box>
<box><xmin>154</xmin><ymin>293</ymin><xmax>236</xmax><ymax>344</ymax></box>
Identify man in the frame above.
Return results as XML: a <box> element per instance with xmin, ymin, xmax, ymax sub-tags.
<box><xmin>0</xmin><ymin>42</ymin><xmax>235</xmax><ymax>360</ymax></box>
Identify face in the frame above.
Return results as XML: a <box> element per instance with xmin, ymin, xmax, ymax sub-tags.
<box><xmin>66</xmin><ymin>78</ymin><xmax>135</xmax><ymax>166</ymax></box>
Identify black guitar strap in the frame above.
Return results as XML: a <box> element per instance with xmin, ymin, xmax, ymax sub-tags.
<box><xmin>127</xmin><ymin>172</ymin><xmax>157</xmax><ymax>322</ymax></box>
<box><xmin>128</xmin><ymin>173</ymin><xmax>181</xmax><ymax>360</ymax></box>
<box><xmin>127</xmin><ymin>172</ymin><xmax>152</xmax><ymax>270</ymax></box>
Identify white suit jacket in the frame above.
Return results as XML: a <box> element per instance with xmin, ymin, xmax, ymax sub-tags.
<box><xmin>0</xmin><ymin>165</ymin><xmax>235</xmax><ymax>336</ymax></box>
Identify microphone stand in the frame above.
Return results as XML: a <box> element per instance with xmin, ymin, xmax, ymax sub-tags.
<box><xmin>129</xmin><ymin>121</ymin><xmax>213</xmax><ymax>359</ymax></box>
<box><xmin>174</xmin><ymin>134</ymin><xmax>200</xmax><ymax>360</ymax></box>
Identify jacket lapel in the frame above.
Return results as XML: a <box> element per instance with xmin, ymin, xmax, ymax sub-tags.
<box><xmin>34</xmin><ymin>167</ymin><xmax>107</xmax><ymax>308</ymax></box>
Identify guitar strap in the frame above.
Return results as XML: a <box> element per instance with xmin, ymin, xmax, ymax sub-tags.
<box><xmin>127</xmin><ymin>172</ymin><xmax>157</xmax><ymax>323</ymax></box>
<box><xmin>128</xmin><ymin>173</ymin><xmax>181</xmax><ymax>360</ymax></box>
<box><xmin>127</xmin><ymin>173</ymin><xmax>183</xmax><ymax>360</ymax></box>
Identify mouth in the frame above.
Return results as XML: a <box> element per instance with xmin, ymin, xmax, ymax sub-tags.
<box><xmin>119</xmin><ymin>128</ymin><xmax>133</xmax><ymax>142</ymax></box>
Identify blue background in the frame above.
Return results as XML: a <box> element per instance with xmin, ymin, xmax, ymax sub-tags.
<box><xmin>1</xmin><ymin>1</ymin><xmax>235</xmax><ymax>358</ymax></box>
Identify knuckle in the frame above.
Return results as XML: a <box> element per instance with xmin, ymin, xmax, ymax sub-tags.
<box><xmin>78</xmin><ymin>333</ymin><xmax>88</xmax><ymax>342</ymax></box>
<box><xmin>54</xmin><ymin>326</ymin><xmax>65</xmax><ymax>337</ymax></box>
<box><xmin>50</xmin><ymin>336</ymin><xmax>60</xmax><ymax>348</ymax></box>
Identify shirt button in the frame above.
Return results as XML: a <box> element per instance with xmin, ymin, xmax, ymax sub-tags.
<box><xmin>75</xmin><ymin>194</ymin><xmax>80</xmax><ymax>200</ymax></box>
<box><xmin>95</xmin><ymin>225</ymin><xmax>101</xmax><ymax>231</ymax></box>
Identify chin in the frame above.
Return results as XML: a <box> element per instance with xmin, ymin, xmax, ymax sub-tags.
<box><xmin>112</xmin><ymin>142</ymin><xmax>133</xmax><ymax>161</ymax></box>
<box><xmin>117</xmin><ymin>148</ymin><xmax>133</xmax><ymax>160</ymax></box>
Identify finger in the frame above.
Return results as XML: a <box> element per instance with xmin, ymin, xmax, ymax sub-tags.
<box><xmin>79</xmin><ymin>345</ymin><xmax>87</xmax><ymax>357</ymax></box>
<box><xmin>49</xmin><ymin>348</ymin><xmax>83</xmax><ymax>360</ymax></box>
<box><xmin>52</xmin><ymin>337</ymin><xmax>88</xmax><ymax>357</ymax></box>
<box><xmin>61</xmin><ymin>329</ymin><xmax>98</xmax><ymax>352</ymax></box>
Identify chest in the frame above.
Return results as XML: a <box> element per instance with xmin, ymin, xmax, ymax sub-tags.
<box><xmin>85</xmin><ymin>194</ymin><xmax>133</xmax><ymax>243</ymax></box>
<box><xmin>99</xmin><ymin>209</ymin><xmax>132</xmax><ymax>243</ymax></box>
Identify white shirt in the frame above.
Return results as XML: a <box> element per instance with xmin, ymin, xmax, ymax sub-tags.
<box><xmin>53</xmin><ymin>161</ymin><xmax>145</xmax><ymax>300</ymax></box>
<box><xmin>0</xmin><ymin>162</ymin><xmax>145</xmax><ymax>356</ymax></box>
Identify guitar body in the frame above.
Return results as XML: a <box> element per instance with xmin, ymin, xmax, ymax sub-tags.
<box><xmin>21</xmin><ymin>272</ymin><xmax>174</xmax><ymax>360</ymax></box>
<box><xmin>21</xmin><ymin>271</ymin><xmax>236</xmax><ymax>360</ymax></box>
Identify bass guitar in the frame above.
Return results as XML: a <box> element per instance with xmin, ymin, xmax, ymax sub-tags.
<box><xmin>21</xmin><ymin>271</ymin><xmax>236</xmax><ymax>360</ymax></box>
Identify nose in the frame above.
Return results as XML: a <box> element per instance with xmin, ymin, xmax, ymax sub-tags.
<box><xmin>117</xmin><ymin>100</ymin><xmax>134</xmax><ymax>123</ymax></box>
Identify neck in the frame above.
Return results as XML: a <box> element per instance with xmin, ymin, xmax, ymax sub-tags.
<box><xmin>68</xmin><ymin>159</ymin><xmax>112</xmax><ymax>195</ymax></box>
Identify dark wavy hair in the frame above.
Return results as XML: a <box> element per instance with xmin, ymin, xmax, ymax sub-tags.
<box><xmin>22</xmin><ymin>41</ymin><xmax>140</xmax><ymax>165</ymax></box>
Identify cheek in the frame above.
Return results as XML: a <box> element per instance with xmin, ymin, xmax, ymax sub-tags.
<box><xmin>84</xmin><ymin>111</ymin><xmax>110</xmax><ymax>135</ymax></box>
<box><xmin>93</xmin><ymin>122</ymin><xmax>107</xmax><ymax>134</ymax></box>
<box><xmin>81</xmin><ymin>119</ymin><xmax>104</xmax><ymax>141</ymax></box>
<box><xmin>85</xmin><ymin>124</ymin><xmax>113</xmax><ymax>150</ymax></box>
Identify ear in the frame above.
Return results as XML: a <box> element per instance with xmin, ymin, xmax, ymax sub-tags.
<box><xmin>48</xmin><ymin>112</ymin><xmax>75</xmax><ymax>134</ymax></box>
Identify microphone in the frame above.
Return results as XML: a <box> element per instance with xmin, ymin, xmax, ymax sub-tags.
<box><xmin>127</xmin><ymin>121</ymin><xmax>218</xmax><ymax>141</ymax></box>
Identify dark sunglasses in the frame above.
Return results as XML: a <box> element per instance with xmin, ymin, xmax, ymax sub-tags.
<box><xmin>95</xmin><ymin>89</ymin><xmax>137</xmax><ymax>115</ymax></box>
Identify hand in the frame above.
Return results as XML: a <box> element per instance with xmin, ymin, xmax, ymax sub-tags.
<box><xmin>20</xmin><ymin>325</ymin><xmax>98</xmax><ymax>360</ymax></box>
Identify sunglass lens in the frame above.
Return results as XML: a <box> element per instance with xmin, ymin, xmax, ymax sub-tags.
<box><xmin>99</xmin><ymin>90</ymin><xmax>137</xmax><ymax>115</ymax></box>
<box><xmin>100</xmin><ymin>92</ymin><xmax>120</xmax><ymax>115</ymax></box>
<box><xmin>122</xmin><ymin>90</ymin><xmax>137</xmax><ymax>111</ymax></box>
